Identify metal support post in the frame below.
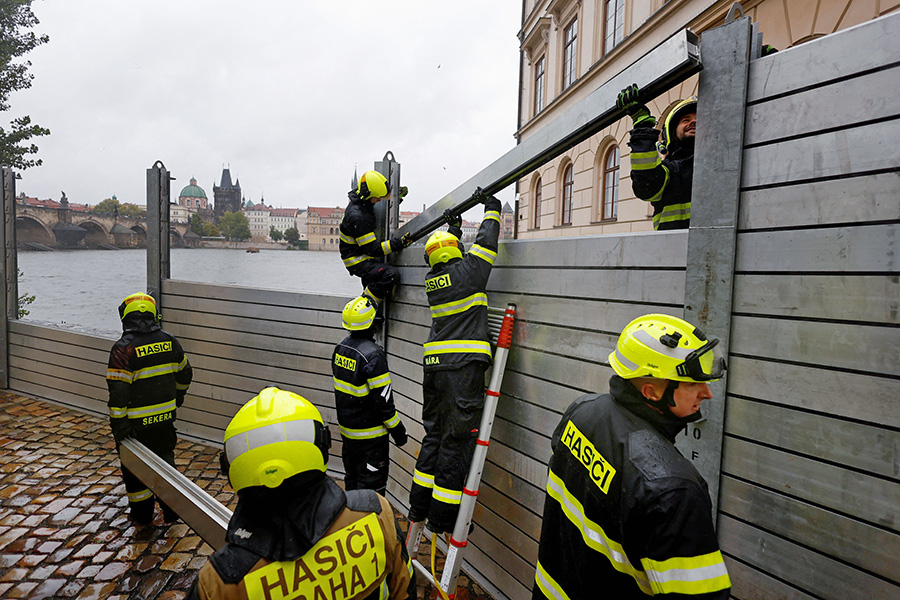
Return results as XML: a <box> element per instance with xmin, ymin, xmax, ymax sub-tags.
<box><xmin>146</xmin><ymin>161</ymin><xmax>171</xmax><ymax>306</ymax></box>
<box><xmin>680</xmin><ymin>16</ymin><xmax>751</xmax><ymax>513</ymax></box>
<box><xmin>0</xmin><ymin>169</ymin><xmax>16</xmax><ymax>388</ymax></box>
<box><xmin>373</xmin><ymin>151</ymin><xmax>401</xmax><ymax>348</ymax></box>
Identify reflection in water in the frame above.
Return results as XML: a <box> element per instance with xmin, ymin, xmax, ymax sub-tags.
<box><xmin>19</xmin><ymin>248</ymin><xmax>361</xmax><ymax>336</ymax></box>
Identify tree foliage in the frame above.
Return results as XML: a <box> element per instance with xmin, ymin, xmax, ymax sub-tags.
<box><xmin>219</xmin><ymin>211</ymin><xmax>251</xmax><ymax>241</ymax></box>
<box><xmin>283</xmin><ymin>227</ymin><xmax>300</xmax><ymax>246</ymax></box>
<box><xmin>92</xmin><ymin>197</ymin><xmax>145</xmax><ymax>219</ymax></box>
<box><xmin>269</xmin><ymin>226</ymin><xmax>283</xmax><ymax>242</ymax></box>
<box><xmin>16</xmin><ymin>268</ymin><xmax>34</xmax><ymax>318</ymax></box>
<box><xmin>0</xmin><ymin>0</ymin><xmax>50</xmax><ymax>170</ymax></box>
<box><xmin>192</xmin><ymin>213</ymin><xmax>220</xmax><ymax>237</ymax></box>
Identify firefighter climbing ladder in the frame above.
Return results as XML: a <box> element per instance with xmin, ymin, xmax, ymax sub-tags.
<box><xmin>405</xmin><ymin>303</ymin><xmax>517</xmax><ymax>599</ymax></box>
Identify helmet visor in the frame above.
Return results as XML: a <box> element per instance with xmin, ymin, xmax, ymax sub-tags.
<box><xmin>675</xmin><ymin>338</ymin><xmax>726</xmax><ymax>381</ymax></box>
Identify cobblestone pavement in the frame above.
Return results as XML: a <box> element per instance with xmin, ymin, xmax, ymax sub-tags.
<box><xmin>0</xmin><ymin>393</ymin><xmax>495</xmax><ymax>600</ymax></box>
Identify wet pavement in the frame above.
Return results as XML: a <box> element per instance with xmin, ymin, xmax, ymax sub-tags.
<box><xmin>0</xmin><ymin>392</ymin><xmax>494</xmax><ymax>600</ymax></box>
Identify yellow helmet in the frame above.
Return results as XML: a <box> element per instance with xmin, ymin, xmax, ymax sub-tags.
<box><xmin>659</xmin><ymin>96</ymin><xmax>697</xmax><ymax>154</ymax></box>
<box><xmin>222</xmin><ymin>387</ymin><xmax>331</xmax><ymax>493</ymax></box>
<box><xmin>118</xmin><ymin>292</ymin><xmax>158</xmax><ymax>321</ymax></box>
<box><xmin>608</xmin><ymin>314</ymin><xmax>725</xmax><ymax>382</ymax></box>
<box><xmin>357</xmin><ymin>170</ymin><xmax>390</xmax><ymax>200</ymax></box>
<box><xmin>424</xmin><ymin>230</ymin><xmax>463</xmax><ymax>268</ymax></box>
<box><xmin>342</xmin><ymin>295</ymin><xmax>376</xmax><ymax>331</ymax></box>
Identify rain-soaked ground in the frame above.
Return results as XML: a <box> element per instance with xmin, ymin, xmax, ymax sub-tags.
<box><xmin>0</xmin><ymin>392</ymin><xmax>494</xmax><ymax>599</ymax></box>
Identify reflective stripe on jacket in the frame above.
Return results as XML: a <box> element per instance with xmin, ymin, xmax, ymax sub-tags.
<box><xmin>340</xmin><ymin>193</ymin><xmax>393</xmax><ymax>270</ymax></box>
<box><xmin>627</xmin><ymin>126</ymin><xmax>693</xmax><ymax>231</ymax></box>
<box><xmin>533</xmin><ymin>376</ymin><xmax>730</xmax><ymax>599</ymax></box>
<box><xmin>107</xmin><ymin>326</ymin><xmax>192</xmax><ymax>439</ymax></box>
<box><xmin>333</xmin><ymin>334</ymin><xmax>402</xmax><ymax>440</ymax></box>
<box><xmin>422</xmin><ymin>197</ymin><xmax>501</xmax><ymax>372</ymax></box>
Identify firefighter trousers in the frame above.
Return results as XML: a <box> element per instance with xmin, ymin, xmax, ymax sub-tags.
<box><xmin>409</xmin><ymin>362</ymin><xmax>487</xmax><ymax>533</ymax></box>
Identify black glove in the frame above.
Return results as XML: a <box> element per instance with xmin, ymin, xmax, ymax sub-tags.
<box><xmin>112</xmin><ymin>423</ymin><xmax>133</xmax><ymax>444</ymax></box>
<box><xmin>176</xmin><ymin>392</ymin><xmax>186</xmax><ymax>408</ymax></box>
<box><xmin>398</xmin><ymin>186</ymin><xmax>408</xmax><ymax>203</ymax></box>
<box><xmin>616</xmin><ymin>83</ymin><xmax>656</xmax><ymax>128</ymax></box>
<box><xmin>469</xmin><ymin>186</ymin><xmax>487</xmax><ymax>204</ymax></box>
<box><xmin>390</xmin><ymin>423</ymin><xmax>408</xmax><ymax>447</ymax></box>
<box><xmin>443</xmin><ymin>208</ymin><xmax>462</xmax><ymax>229</ymax></box>
<box><xmin>389</xmin><ymin>232</ymin><xmax>413</xmax><ymax>251</ymax></box>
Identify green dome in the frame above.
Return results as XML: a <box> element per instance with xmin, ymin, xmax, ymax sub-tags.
<box><xmin>179</xmin><ymin>177</ymin><xmax>207</xmax><ymax>199</ymax></box>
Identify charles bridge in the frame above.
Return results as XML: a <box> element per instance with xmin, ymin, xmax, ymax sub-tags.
<box><xmin>16</xmin><ymin>202</ymin><xmax>192</xmax><ymax>250</ymax></box>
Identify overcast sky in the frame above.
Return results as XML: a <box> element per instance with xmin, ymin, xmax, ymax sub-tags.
<box><xmin>11</xmin><ymin>1</ymin><xmax>522</xmax><ymax>215</ymax></box>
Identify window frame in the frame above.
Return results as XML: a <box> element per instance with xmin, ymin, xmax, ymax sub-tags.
<box><xmin>603</xmin><ymin>0</ymin><xmax>625</xmax><ymax>55</ymax></box>
<box><xmin>533</xmin><ymin>55</ymin><xmax>545</xmax><ymax>116</ymax></box>
<box><xmin>561</xmin><ymin>164</ymin><xmax>574</xmax><ymax>226</ymax></box>
<box><xmin>600</xmin><ymin>144</ymin><xmax>620</xmax><ymax>221</ymax></box>
<box><xmin>533</xmin><ymin>176</ymin><xmax>543</xmax><ymax>230</ymax></box>
<box><xmin>562</xmin><ymin>17</ymin><xmax>578</xmax><ymax>90</ymax></box>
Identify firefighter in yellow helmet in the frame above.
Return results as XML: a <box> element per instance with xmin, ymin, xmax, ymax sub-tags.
<box><xmin>533</xmin><ymin>314</ymin><xmax>731</xmax><ymax>599</ymax></box>
<box><xmin>332</xmin><ymin>296</ymin><xmax>408</xmax><ymax>495</ymax></box>
<box><xmin>188</xmin><ymin>387</ymin><xmax>415</xmax><ymax>600</ymax></box>
<box><xmin>339</xmin><ymin>170</ymin><xmax>412</xmax><ymax>305</ymax></box>
<box><xmin>617</xmin><ymin>84</ymin><xmax>697</xmax><ymax>230</ymax></box>
<box><xmin>408</xmin><ymin>189</ymin><xmax>502</xmax><ymax>534</ymax></box>
<box><xmin>106</xmin><ymin>292</ymin><xmax>192</xmax><ymax>524</ymax></box>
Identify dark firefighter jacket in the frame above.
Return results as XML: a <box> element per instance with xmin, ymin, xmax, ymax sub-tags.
<box><xmin>422</xmin><ymin>196</ymin><xmax>502</xmax><ymax>372</ymax></box>
<box><xmin>533</xmin><ymin>375</ymin><xmax>730</xmax><ymax>600</ymax></box>
<box><xmin>627</xmin><ymin>125</ymin><xmax>694</xmax><ymax>230</ymax></box>
<box><xmin>332</xmin><ymin>333</ymin><xmax>403</xmax><ymax>442</ymax></box>
<box><xmin>106</xmin><ymin>316</ymin><xmax>192</xmax><ymax>444</ymax></box>
<box><xmin>188</xmin><ymin>475</ymin><xmax>415</xmax><ymax>600</ymax></box>
<box><xmin>339</xmin><ymin>192</ymin><xmax>399</xmax><ymax>271</ymax></box>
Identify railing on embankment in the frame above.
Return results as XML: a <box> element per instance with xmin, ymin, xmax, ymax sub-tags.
<box><xmin>1</xmin><ymin>11</ymin><xmax>898</xmax><ymax>600</ymax></box>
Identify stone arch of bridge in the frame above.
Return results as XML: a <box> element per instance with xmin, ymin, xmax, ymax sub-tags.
<box><xmin>14</xmin><ymin>215</ymin><xmax>54</xmax><ymax>246</ymax></box>
<box><xmin>73</xmin><ymin>219</ymin><xmax>110</xmax><ymax>248</ymax></box>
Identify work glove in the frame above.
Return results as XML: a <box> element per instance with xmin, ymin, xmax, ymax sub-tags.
<box><xmin>389</xmin><ymin>422</ymin><xmax>408</xmax><ymax>447</ymax></box>
<box><xmin>472</xmin><ymin>186</ymin><xmax>490</xmax><ymax>204</ymax></box>
<box><xmin>617</xmin><ymin>83</ymin><xmax>656</xmax><ymax>128</ymax></box>
<box><xmin>443</xmin><ymin>208</ymin><xmax>462</xmax><ymax>229</ymax></box>
<box><xmin>389</xmin><ymin>232</ymin><xmax>413</xmax><ymax>252</ymax></box>
<box><xmin>176</xmin><ymin>392</ymin><xmax>186</xmax><ymax>408</ymax></box>
<box><xmin>398</xmin><ymin>186</ymin><xmax>409</xmax><ymax>203</ymax></box>
<box><xmin>111</xmin><ymin>422</ymin><xmax>133</xmax><ymax>444</ymax></box>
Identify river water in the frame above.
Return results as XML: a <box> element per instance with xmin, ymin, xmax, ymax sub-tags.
<box><xmin>17</xmin><ymin>248</ymin><xmax>361</xmax><ymax>337</ymax></box>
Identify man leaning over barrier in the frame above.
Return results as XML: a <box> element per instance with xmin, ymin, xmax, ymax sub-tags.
<box><xmin>533</xmin><ymin>314</ymin><xmax>731</xmax><ymax>599</ymax></box>
<box><xmin>188</xmin><ymin>387</ymin><xmax>415</xmax><ymax>600</ymax></box>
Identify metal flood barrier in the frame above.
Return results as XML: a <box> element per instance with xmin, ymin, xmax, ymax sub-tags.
<box><xmin>1</xmin><ymin>11</ymin><xmax>899</xmax><ymax>600</ymax></box>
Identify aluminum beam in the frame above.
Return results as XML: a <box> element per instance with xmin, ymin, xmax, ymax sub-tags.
<box><xmin>119</xmin><ymin>438</ymin><xmax>231</xmax><ymax>549</ymax></box>
<box><xmin>0</xmin><ymin>168</ymin><xmax>15</xmax><ymax>388</ymax></box>
<box><xmin>398</xmin><ymin>28</ymin><xmax>701</xmax><ymax>238</ymax></box>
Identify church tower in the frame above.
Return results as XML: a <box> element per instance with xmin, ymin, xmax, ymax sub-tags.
<box><xmin>213</xmin><ymin>167</ymin><xmax>242</xmax><ymax>221</ymax></box>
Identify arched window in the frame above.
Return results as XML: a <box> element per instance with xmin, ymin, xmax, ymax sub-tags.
<box><xmin>601</xmin><ymin>145</ymin><xmax>620</xmax><ymax>220</ymax></box>
<box><xmin>533</xmin><ymin>177</ymin><xmax>542</xmax><ymax>229</ymax></box>
<box><xmin>562</xmin><ymin>164</ymin><xmax>574</xmax><ymax>225</ymax></box>
<box><xmin>563</xmin><ymin>18</ymin><xmax>578</xmax><ymax>90</ymax></box>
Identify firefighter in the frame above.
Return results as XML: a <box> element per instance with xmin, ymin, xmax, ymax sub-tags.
<box><xmin>106</xmin><ymin>292</ymin><xmax>192</xmax><ymax>524</ymax></box>
<box><xmin>339</xmin><ymin>170</ymin><xmax>412</xmax><ymax>305</ymax></box>
<box><xmin>617</xmin><ymin>84</ymin><xmax>697</xmax><ymax>230</ymax></box>
<box><xmin>333</xmin><ymin>295</ymin><xmax>408</xmax><ymax>495</ymax></box>
<box><xmin>188</xmin><ymin>387</ymin><xmax>415</xmax><ymax>600</ymax></box>
<box><xmin>533</xmin><ymin>314</ymin><xmax>731</xmax><ymax>599</ymax></box>
<box><xmin>408</xmin><ymin>189</ymin><xmax>501</xmax><ymax>534</ymax></box>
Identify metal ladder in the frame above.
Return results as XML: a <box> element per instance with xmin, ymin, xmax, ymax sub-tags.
<box><xmin>405</xmin><ymin>303</ymin><xmax>517</xmax><ymax>598</ymax></box>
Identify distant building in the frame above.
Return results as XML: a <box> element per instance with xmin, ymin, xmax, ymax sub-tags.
<box><xmin>295</xmin><ymin>210</ymin><xmax>308</xmax><ymax>241</ymax></box>
<box><xmin>16</xmin><ymin>193</ymin><xmax>91</xmax><ymax>213</ymax></box>
<box><xmin>307</xmin><ymin>206</ymin><xmax>344</xmax><ymax>251</ymax></box>
<box><xmin>170</xmin><ymin>204</ymin><xmax>191</xmax><ymax>224</ymax></box>
<box><xmin>243</xmin><ymin>200</ymin><xmax>272</xmax><ymax>242</ymax></box>
<box><xmin>213</xmin><ymin>168</ymin><xmax>242</xmax><ymax>220</ymax></box>
<box><xmin>270</xmin><ymin>208</ymin><xmax>298</xmax><ymax>238</ymax></box>
<box><xmin>500</xmin><ymin>201</ymin><xmax>515</xmax><ymax>239</ymax></box>
<box><xmin>178</xmin><ymin>178</ymin><xmax>208</xmax><ymax>211</ymax></box>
